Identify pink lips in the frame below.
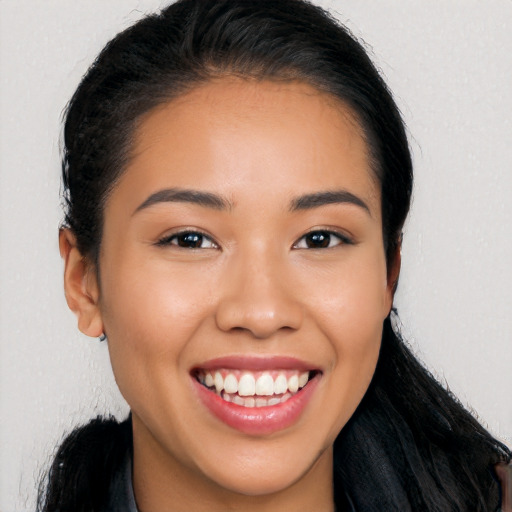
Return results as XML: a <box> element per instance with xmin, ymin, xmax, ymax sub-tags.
<box><xmin>191</xmin><ymin>356</ymin><xmax>320</xmax><ymax>436</ymax></box>
<box><xmin>197</xmin><ymin>355</ymin><xmax>315</xmax><ymax>372</ymax></box>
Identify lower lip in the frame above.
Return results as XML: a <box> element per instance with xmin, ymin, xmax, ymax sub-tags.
<box><xmin>193</xmin><ymin>374</ymin><xmax>320</xmax><ymax>436</ymax></box>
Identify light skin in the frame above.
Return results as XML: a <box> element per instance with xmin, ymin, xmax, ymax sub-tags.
<box><xmin>61</xmin><ymin>78</ymin><xmax>399</xmax><ymax>511</ymax></box>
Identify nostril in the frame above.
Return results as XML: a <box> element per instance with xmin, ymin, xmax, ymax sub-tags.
<box><xmin>214</xmin><ymin>286</ymin><xmax>303</xmax><ymax>337</ymax></box>
<box><xmin>215</xmin><ymin>304</ymin><xmax>303</xmax><ymax>339</ymax></box>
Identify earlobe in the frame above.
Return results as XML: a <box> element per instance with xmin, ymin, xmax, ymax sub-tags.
<box><xmin>59</xmin><ymin>228</ymin><xmax>104</xmax><ymax>338</ymax></box>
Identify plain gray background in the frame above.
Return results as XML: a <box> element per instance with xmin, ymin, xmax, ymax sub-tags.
<box><xmin>1</xmin><ymin>1</ymin><xmax>511</xmax><ymax>510</ymax></box>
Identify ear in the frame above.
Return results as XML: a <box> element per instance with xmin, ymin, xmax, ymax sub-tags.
<box><xmin>385</xmin><ymin>238</ymin><xmax>402</xmax><ymax>314</ymax></box>
<box><xmin>59</xmin><ymin>228</ymin><xmax>104</xmax><ymax>337</ymax></box>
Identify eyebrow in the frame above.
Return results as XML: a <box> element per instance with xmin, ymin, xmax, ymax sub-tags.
<box><xmin>134</xmin><ymin>188</ymin><xmax>231</xmax><ymax>214</ymax></box>
<box><xmin>289</xmin><ymin>190</ymin><xmax>370</xmax><ymax>214</ymax></box>
<box><xmin>134</xmin><ymin>187</ymin><xmax>370</xmax><ymax>215</ymax></box>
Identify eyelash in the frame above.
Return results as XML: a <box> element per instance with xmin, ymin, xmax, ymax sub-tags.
<box><xmin>156</xmin><ymin>229</ymin><xmax>352</xmax><ymax>250</ymax></box>
<box><xmin>156</xmin><ymin>231</ymin><xmax>218</xmax><ymax>249</ymax></box>
<box><xmin>293</xmin><ymin>230</ymin><xmax>352</xmax><ymax>249</ymax></box>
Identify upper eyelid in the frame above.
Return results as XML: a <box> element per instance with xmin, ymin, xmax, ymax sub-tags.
<box><xmin>156</xmin><ymin>229</ymin><xmax>219</xmax><ymax>247</ymax></box>
<box><xmin>293</xmin><ymin>228</ymin><xmax>353</xmax><ymax>246</ymax></box>
<box><xmin>157</xmin><ymin>227</ymin><xmax>215</xmax><ymax>239</ymax></box>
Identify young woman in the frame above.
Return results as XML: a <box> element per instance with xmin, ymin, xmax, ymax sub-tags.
<box><xmin>38</xmin><ymin>0</ymin><xmax>510</xmax><ymax>510</ymax></box>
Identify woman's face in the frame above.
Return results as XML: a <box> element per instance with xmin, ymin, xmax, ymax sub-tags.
<box><xmin>91</xmin><ymin>79</ymin><xmax>394</xmax><ymax>500</ymax></box>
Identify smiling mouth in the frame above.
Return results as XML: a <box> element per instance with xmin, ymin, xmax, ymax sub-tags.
<box><xmin>194</xmin><ymin>369</ymin><xmax>318</xmax><ymax>408</ymax></box>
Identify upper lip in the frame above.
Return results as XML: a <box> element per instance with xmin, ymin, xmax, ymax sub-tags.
<box><xmin>191</xmin><ymin>355</ymin><xmax>321</xmax><ymax>373</ymax></box>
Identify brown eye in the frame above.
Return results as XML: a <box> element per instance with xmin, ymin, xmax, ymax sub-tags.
<box><xmin>305</xmin><ymin>232</ymin><xmax>331</xmax><ymax>248</ymax></box>
<box><xmin>176</xmin><ymin>233</ymin><xmax>204</xmax><ymax>248</ymax></box>
<box><xmin>157</xmin><ymin>231</ymin><xmax>217</xmax><ymax>249</ymax></box>
<box><xmin>294</xmin><ymin>230</ymin><xmax>350</xmax><ymax>249</ymax></box>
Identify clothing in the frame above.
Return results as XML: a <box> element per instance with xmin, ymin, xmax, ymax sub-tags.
<box><xmin>104</xmin><ymin>452</ymin><xmax>138</xmax><ymax>512</ymax></box>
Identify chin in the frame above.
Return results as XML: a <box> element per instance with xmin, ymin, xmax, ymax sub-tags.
<box><xmin>191</xmin><ymin>434</ymin><xmax>333</xmax><ymax>498</ymax></box>
<box><xmin>205</xmin><ymin>458</ymin><xmax>314</xmax><ymax>497</ymax></box>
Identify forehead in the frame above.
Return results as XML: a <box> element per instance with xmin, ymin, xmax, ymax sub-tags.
<box><xmin>117</xmin><ymin>78</ymin><xmax>380</xmax><ymax>215</ymax></box>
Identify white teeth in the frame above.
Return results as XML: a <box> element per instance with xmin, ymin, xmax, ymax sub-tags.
<box><xmin>299</xmin><ymin>371</ymin><xmax>309</xmax><ymax>388</ymax></box>
<box><xmin>288</xmin><ymin>374</ymin><xmax>299</xmax><ymax>393</ymax></box>
<box><xmin>224</xmin><ymin>373</ymin><xmax>238</xmax><ymax>394</ymax></box>
<box><xmin>214</xmin><ymin>371</ymin><xmax>224</xmax><ymax>393</ymax></box>
<box><xmin>233</xmin><ymin>395</ymin><xmax>245</xmax><ymax>406</ymax></box>
<box><xmin>255</xmin><ymin>373</ymin><xmax>274</xmax><ymax>396</ymax></box>
<box><xmin>273</xmin><ymin>374</ymin><xmax>288</xmax><ymax>394</ymax></box>
<box><xmin>199</xmin><ymin>368</ymin><xmax>313</xmax><ymax>403</ymax></box>
<box><xmin>238</xmin><ymin>373</ymin><xmax>256</xmax><ymax>396</ymax></box>
<box><xmin>204</xmin><ymin>373</ymin><xmax>214</xmax><ymax>387</ymax></box>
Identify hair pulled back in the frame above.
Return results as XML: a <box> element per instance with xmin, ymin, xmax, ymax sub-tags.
<box><xmin>62</xmin><ymin>0</ymin><xmax>411</xmax><ymax>266</ymax></box>
<box><xmin>44</xmin><ymin>1</ymin><xmax>510</xmax><ymax>510</ymax></box>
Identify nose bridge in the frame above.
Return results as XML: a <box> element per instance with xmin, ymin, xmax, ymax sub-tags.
<box><xmin>215</xmin><ymin>243</ymin><xmax>303</xmax><ymax>338</ymax></box>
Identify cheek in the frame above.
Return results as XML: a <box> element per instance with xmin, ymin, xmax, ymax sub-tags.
<box><xmin>304</xmin><ymin>248</ymin><xmax>389</xmax><ymax>338</ymax></box>
<box><xmin>319</xmin><ymin>274</ymin><xmax>384</xmax><ymax>378</ymax></box>
<box><xmin>300</xmin><ymin>250</ymin><xmax>387</xmax><ymax>417</ymax></box>
<box><xmin>98</xmin><ymin>258</ymin><xmax>218</xmax><ymax>401</ymax></box>
<box><xmin>101</xmin><ymin>257</ymin><xmax>217</xmax><ymax>339</ymax></box>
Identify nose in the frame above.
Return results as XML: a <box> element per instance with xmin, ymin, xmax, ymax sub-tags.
<box><xmin>215</xmin><ymin>252</ymin><xmax>303</xmax><ymax>339</ymax></box>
